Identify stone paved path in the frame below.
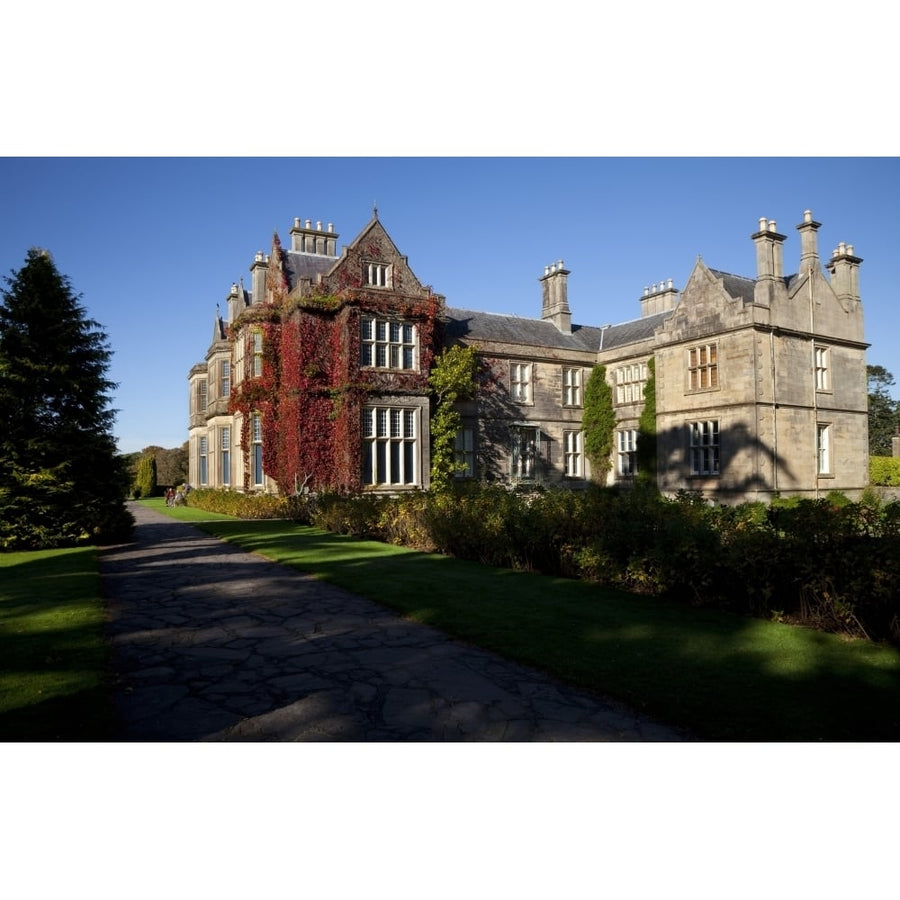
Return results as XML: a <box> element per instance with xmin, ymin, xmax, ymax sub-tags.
<box><xmin>100</xmin><ymin>504</ymin><xmax>690</xmax><ymax>741</ymax></box>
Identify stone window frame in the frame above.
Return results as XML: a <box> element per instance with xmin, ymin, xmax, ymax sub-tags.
<box><xmin>362</xmin><ymin>405</ymin><xmax>420</xmax><ymax>488</ymax></box>
<box><xmin>562</xmin><ymin>367</ymin><xmax>582</xmax><ymax>407</ymax></box>
<box><xmin>687</xmin><ymin>344</ymin><xmax>719</xmax><ymax>392</ymax></box>
<box><xmin>615</xmin><ymin>362</ymin><xmax>648</xmax><ymax>406</ymax></box>
<box><xmin>360</xmin><ymin>316</ymin><xmax>417</xmax><ymax>371</ymax></box>
<box><xmin>510</xmin><ymin>362</ymin><xmax>533</xmax><ymax>404</ymax></box>
<box><xmin>617</xmin><ymin>428</ymin><xmax>638</xmax><ymax>477</ymax></box>
<box><xmin>563</xmin><ymin>429</ymin><xmax>583</xmax><ymax>478</ymax></box>
<box><xmin>689</xmin><ymin>419</ymin><xmax>720</xmax><ymax>476</ymax></box>
<box><xmin>365</xmin><ymin>261</ymin><xmax>392</xmax><ymax>288</ymax></box>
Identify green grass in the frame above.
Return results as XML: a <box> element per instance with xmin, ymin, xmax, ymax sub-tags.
<box><xmin>0</xmin><ymin>546</ymin><xmax>114</xmax><ymax>740</ymax></box>
<box><xmin>152</xmin><ymin>500</ymin><xmax>900</xmax><ymax>741</ymax></box>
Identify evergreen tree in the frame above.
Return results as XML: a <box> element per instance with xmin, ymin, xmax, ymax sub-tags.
<box><xmin>868</xmin><ymin>364</ymin><xmax>899</xmax><ymax>456</ymax></box>
<box><xmin>134</xmin><ymin>452</ymin><xmax>158</xmax><ymax>499</ymax></box>
<box><xmin>582</xmin><ymin>365</ymin><xmax>615</xmax><ymax>482</ymax></box>
<box><xmin>0</xmin><ymin>248</ymin><xmax>133</xmax><ymax>549</ymax></box>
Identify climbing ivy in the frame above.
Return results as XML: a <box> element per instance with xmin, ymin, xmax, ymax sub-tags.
<box><xmin>636</xmin><ymin>356</ymin><xmax>657</xmax><ymax>484</ymax></box>
<box><xmin>428</xmin><ymin>345</ymin><xmax>478</xmax><ymax>492</ymax></box>
<box><xmin>582</xmin><ymin>364</ymin><xmax>615</xmax><ymax>482</ymax></box>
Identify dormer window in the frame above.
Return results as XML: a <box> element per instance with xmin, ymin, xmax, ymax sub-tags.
<box><xmin>366</xmin><ymin>262</ymin><xmax>391</xmax><ymax>288</ymax></box>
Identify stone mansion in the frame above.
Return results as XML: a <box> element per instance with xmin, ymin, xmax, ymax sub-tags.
<box><xmin>188</xmin><ymin>209</ymin><xmax>869</xmax><ymax>502</ymax></box>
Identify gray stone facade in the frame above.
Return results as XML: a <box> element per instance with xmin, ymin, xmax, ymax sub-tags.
<box><xmin>189</xmin><ymin>209</ymin><xmax>869</xmax><ymax>503</ymax></box>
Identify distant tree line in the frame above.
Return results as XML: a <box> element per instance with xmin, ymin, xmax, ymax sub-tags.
<box><xmin>124</xmin><ymin>442</ymin><xmax>189</xmax><ymax>498</ymax></box>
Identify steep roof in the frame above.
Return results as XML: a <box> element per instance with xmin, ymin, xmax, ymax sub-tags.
<box><xmin>444</xmin><ymin>306</ymin><xmax>672</xmax><ymax>354</ymax></box>
<box><xmin>283</xmin><ymin>249</ymin><xmax>338</xmax><ymax>288</ymax></box>
<box><xmin>597</xmin><ymin>311</ymin><xmax>673</xmax><ymax>350</ymax></box>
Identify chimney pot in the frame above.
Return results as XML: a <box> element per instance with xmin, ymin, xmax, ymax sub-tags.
<box><xmin>759</xmin><ymin>217</ymin><xmax>768</xmax><ymax>231</ymax></box>
<box><xmin>847</xmin><ymin>244</ymin><xmax>854</xmax><ymax>255</ymax></box>
<box><xmin>328</xmin><ymin>223</ymin><xmax>334</xmax><ymax>233</ymax></box>
<box><xmin>305</xmin><ymin>219</ymin><xmax>311</xmax><ymax>228</ymax></box>
<box><xmin>316</xmin><ymin>221</ymin><xmax>322</xmax><ymax>231</ymax></box>
<box><xmin>804</xmin><ymin>209</ymin><xmax>812</xmax><ymax>223</ymax></box>
<box><xmin>644</xmin><ymin>286</ymin><xmax>649</xmax><ymax>297</ymax></box>
<box><xmin>769</xmin><ymin>220</ymin><xmax>777</xmax><ymax>232</ymax></box>
<box><xmin>668</xmin><ymin>278</ymin><xmax>674</xmax><ymax>290</ymax></box>
<box><xmin>294</xmin><ymin>217</ymin><xmax>300</xmax><ymax>227</ymax></box>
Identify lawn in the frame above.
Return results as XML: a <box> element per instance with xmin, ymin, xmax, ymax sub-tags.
<box><xmin>150</xmin><ymin>499</ymin><xmax>900</xmax><ymax>741</ymax></box>
<box><xmin>0</xmin><ymin>546</ymin><xmax>114</xmax><ymax>740</ymax></box>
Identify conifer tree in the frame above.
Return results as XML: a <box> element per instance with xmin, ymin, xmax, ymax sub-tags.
<box><xmin>0</xmin><ymin>248</ymin><xmax>133</xmax><ymax>549</ymax></box>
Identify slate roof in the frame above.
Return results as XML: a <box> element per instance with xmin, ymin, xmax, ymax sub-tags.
<box><xmin>283</xmin><ymin>250</ymin><xmax>337</xmax><ymax>287</ymax></box>
<box><xmin>707</xmin><ymin>268</ymin><xmax>758</xmax><ymax>303</ymax></box>
<box><xmin>444</xmin><ymin>307</ymin><xmax>673</xmax><ymax>354</ymax></box>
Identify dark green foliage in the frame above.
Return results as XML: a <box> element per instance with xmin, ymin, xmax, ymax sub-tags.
<box><xmin>268</xmin><ymin>483</ymin><xmax>900</xmax><ymax>645</ymax></box>
<box><xmin>635</xmin><ymin>356</ymin><xmax>657</xmax><ymax>484</ymax></box>
<box><xmin>868</xmin><ymin>364</ymin><xmax>900</xmax><ymax>456</ymax></box>
<box><xmin>139</xmin><ymin>442</ymin><xmax>189</xmax><ymax>488</ymax></box>
<box><xmin>582</xmin><ymin>365</ymin><xmax>615</xmax><ymax>481</ymax></box>
<box><xmin>0</xmin><ymin>249</ymin><xmax>133</xmax><ymax>549</ymax></box>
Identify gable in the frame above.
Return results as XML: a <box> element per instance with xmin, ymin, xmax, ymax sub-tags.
<box><xmin>319</xmin><ymin>216</ymin><xmax>431</xmax><ymax>300</ymax></box>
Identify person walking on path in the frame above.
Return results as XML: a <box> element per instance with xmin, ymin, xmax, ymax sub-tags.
<box><xmin>100</xmin><ymin>504</ymin><xmax>689</xmax><ymax>741</ymax></box>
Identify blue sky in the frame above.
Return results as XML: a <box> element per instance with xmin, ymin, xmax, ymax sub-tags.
<box><xmin>1</xmin><ymin>156</ymin><xmax>898</xmax><ymax>454</ymax></box>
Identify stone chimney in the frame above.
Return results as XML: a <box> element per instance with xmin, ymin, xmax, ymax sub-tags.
<box><xmin>640</xmin><ymin>278</ymin><xmax>679</xmax><ymax>317</ymax></box>
<box><xmin>751</xmin><ymin>216</ymin><xmax>788</xmax><ymax>306</ymax></box>
<box><xmin>540</xmin><ymin>260</ymin><xmax>572</xmax><ymax>333</ymax></box>
<box><xmin>226</xmin><ymin>282</ymin><xmax>242</xmax><ymax>323</ymax></box>
<box><xmin>290</xmin><ymin>217</ymin><xmax>339</xmax><ymax>256</ymax></box>
<box><xmin>250</xmin><ymin>251</ymin><xmax>268</xmax><ymax>305</ymax></box>
<box><xmin>825</xmin><ymin>240</ymin><xmax>863</xmax><ymax>304</ymax></box>
<box><xmin>796</xmin><ymin>209</ymin><xmax>822</xmax><ymax>275</ymax></box>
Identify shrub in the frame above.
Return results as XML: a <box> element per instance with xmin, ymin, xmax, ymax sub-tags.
<box><xmin>185</xmin><ymin>488</ymin><xmax>295</xmax><ymax>519</ymax></box>
<box><xmin>870</xmin><ymin>456</ymin><xmax>900</xmax><ymax>486</ymax></box>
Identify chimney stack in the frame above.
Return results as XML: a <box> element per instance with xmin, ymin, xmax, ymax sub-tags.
<box><xmin>540</xmin><ymin>260</ymin><xmax>572</xmax><ymax>333</ymax></box>
<box><xmin>826</xmin><ymin>240</ymin><xmax>863</xmax><ymax>304</ymax></box>
<box><xmin>751</xmin><ymin>216</ymin><xmax>788</xmax><ymax>307</ymax></box>
<box><xmin>796</xmin><ymin>209</ymin><xmax>822</xmax><ymax>274</ymax></box>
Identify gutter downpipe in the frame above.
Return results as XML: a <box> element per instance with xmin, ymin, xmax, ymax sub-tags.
<box><xmin>810</xmin><ymin>267</ymin><xmax>819</xmax><ymax>500</ymax></box>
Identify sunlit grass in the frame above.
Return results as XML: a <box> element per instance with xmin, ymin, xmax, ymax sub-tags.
<box><xmin>148</xmin><ymin>503</ymin><xmax>900</xmax><ymax>741</ymax></box>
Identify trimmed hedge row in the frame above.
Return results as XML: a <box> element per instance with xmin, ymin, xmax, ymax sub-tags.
<box><xmin>185</xmin><ymin>483</ymin><xmax>900</xmax><ymax>644</ymax></box>
<box><xmin>184</xmin><ymin>488</ymin><xmax>312</xmax><ymax>520</ymax></box>
<box><xmin>309</xmin><ymin>485</ymin><xmax>900</xmax><ymax>644</ymax></box>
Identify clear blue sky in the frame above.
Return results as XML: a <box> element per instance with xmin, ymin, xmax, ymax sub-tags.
<box><xmin>2</xmin><ymin>157</ymin><xmax>897</xmax><ymax>454</ymax></box>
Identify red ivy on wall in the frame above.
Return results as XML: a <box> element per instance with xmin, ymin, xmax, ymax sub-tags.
<box><xmin>228</xmin><ymin>273</ymin><xmax>443</xmax><ymax>494</ymax></box>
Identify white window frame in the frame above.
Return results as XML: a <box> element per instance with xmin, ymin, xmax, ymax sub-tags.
<box><xmin>689</xmin><ymin>420</ymin><xmax>720</xmax><ymax>475</ymax></box>
<box><xmin>197</xmin><ymin>379</ymin><xmax>207</xmax><ymax>414</ymax></box>
<box><xmin>360</xmin><ymin>316</ymin><xmax>417</xmax><ymax>370</ymax></box>
<box><xmin>221</xmin><ymin>360</ymin><xmax>231</xmax><ymax>398</ymax></box>
<box><xmin>252</xmin><ymin>330</ymin><xmax>264</xmax><ymax>378</ymax></box>
<box><xmin>563</xmin><ymin>429</ymin><xmax>583</xmax><ymax>477</ymax></box>
<box><xmin>563</xmin><ymin>367</ymin><xmax>582</xmax><ymax>407</ymax></box>
<box><xmin>687</xmin><ymin>344</ymin><xmax>718</xmax><ymax>391</ymax></box>
<box><xmin>252</xmin><ymin>413</ymin><xmax>264</xmax><ymax>486</ymax></box>
<box><xmin>365</xmin><ymin>262</ymin><xmax>391</xmax><ymax>288</ymax></box>
<box><xmin>617</xmin><ymin>429</ymin><xmax>638</xmax><ymax>477</ymax></box>
<box><xmin>199</xmin><ymin>436</ymin><xmax>208</xmax><ymax>486</ymax></box>
<box><xmin>817</xmin><ymin>422</ymin><xmax>832</xmax><ymax>475</ymax></box>
<box><xmin>615</xmin><ymin>363</ymin><xmax>648</xmax><ymax>405</ymax></box>
<box><xmin>220</xmin><ymin>426</ymin><xmax>231</xmax><ymax>485</ymax></box>
<box><xmin>510</xmin><ymin>362</ymin><xmax>532</xmax><ymax>404</ymax></box>
<box><xmin>363</xmin><ymin>406</ymin><xmax>419</xmax><ymax>487</ymax></box>
<box><xmin>815</xmin><ymin>345</ymin><xmax>830</xmax><ymax>392</ymax></box>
